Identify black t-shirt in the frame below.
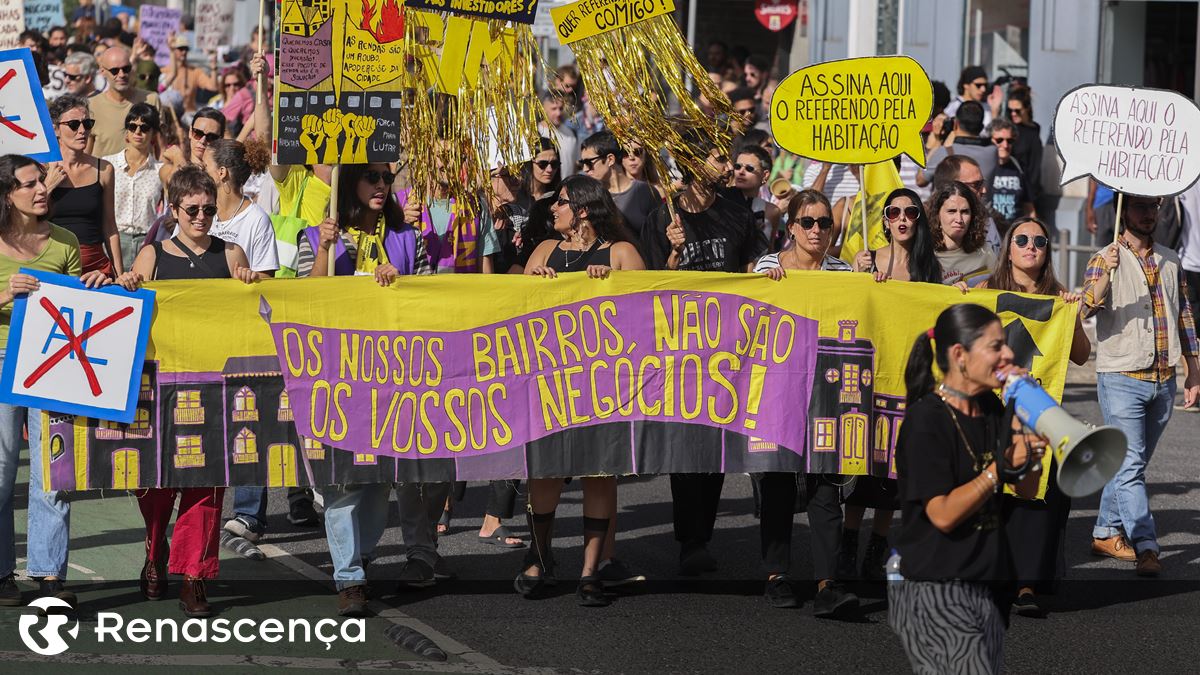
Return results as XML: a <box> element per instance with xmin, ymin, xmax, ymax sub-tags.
<box><xmin>642</xmin><ymin>193</ymin><xmax>767</xmax><ymax>272</ymax></box>
<box><xmin>895</xmin><ymin>392</ymin><xmax>1012</xmax><ymax>583</ymax></box>
<box><xmin>611</xmin><ymin>179</ymin><xmax>660</xmax><ymax>239</ymax></box>
<box><xmin>989</xmin><ymin>161</ymin><xmax>1029</xmax><ymax>228</ymax></box>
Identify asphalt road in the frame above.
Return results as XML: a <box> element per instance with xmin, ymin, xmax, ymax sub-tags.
<box><xmin>3</xmin><ymin>366</ymin><xmax>1200</xmax><ymax>673</ymax></box>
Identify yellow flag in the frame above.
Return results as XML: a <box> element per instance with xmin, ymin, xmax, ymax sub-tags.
<box><xmin>838</xmin><ymin>161</ymin><xmax>905</xmax><ymax>263</ymax></box>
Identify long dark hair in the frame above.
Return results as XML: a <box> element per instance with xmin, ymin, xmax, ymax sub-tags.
<box><xmin>883</xmin><ymin>188</ymin><xmax>943</xmax><ymax>284</ymax></box>
<box><xmin>927</xmin><ymin>181</ymin><xmax>988</xmax><ymax>254</ymax></box>
<box><xmin>336</xmin><ymin>164</ymin><xmax>405</xmax><ymax>233</ymax></box>
<box><xmin>904</xmin><ymin>303</ymin><xmax>1001</xmax><ymax>404</ymax></box>
<box><xmin>0</xmin><ymin>154</ymin><xmax>44</xmax><ymax>231</ymax></box>
<box><xmin>558</xmin><ymin>174</ymin><xmax>633</xmax><ymax>244</ymax></box>
<box><xmin>989</xmin><ymin>217</ymin><xmax>1064</xmax><ymax>296</ymax></box>
<box><xmin>521</xmin><ymin>137</ymin><xmax>560</xmax><ymax>198</ymax></box>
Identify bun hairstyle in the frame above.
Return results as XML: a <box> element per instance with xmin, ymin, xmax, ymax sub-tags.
<box><xmin>210</xmin><ymin>139</ymin><xmax>270</xmax><ymax>191</ymax></box>
<box><xmin>904</xmin><ymin>303</ymin><xmax>1001</xmax><ymax>404</ymax></box>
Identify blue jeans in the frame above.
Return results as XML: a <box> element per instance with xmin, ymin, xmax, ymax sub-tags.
<box><xmin>0</xmin><ymin>354</ymin><xmax>71</xmax><ymax>578</ymax></box>
<box><xmin>316</xmin><ymin>483</ymin><xmax>391</xmax><ymax>590</ymax></box>
<box><xmin>1092</xmin><ymin>372</ymin><xmax>1176</xmax><ymax>554</ymax></box>
<box><xmin>231</xmin><ymin>487</ymin><xmax>268</xmax><ymax>534</ymax></box>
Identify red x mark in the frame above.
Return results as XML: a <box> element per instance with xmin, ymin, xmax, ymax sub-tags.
<box><xmin>23</xmin><ymin>297</ymin><xmax>134</xmax><ymax>396</ymax></box>
<box><xmin>0</xmin><ymin>69</ymin><xmax>36</xmax><ymax>140</ymax></box>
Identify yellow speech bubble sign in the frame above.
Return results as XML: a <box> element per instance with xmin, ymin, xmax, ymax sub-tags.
<box><xmin>771</xmin><ymin>56</ymin><xmax>933</xmax><ymax>167</ymax></box>
<box><xmin>551</xmin><ymin>0</ymin><xmax>676</xmax><ymax>45</ymax></box>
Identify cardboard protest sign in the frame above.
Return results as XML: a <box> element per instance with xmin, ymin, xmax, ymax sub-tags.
<box><xmin>0</xmin><ymin>48</ymin><xmax>61</xmax><ymax>162</ymax></box>
<box><xmin>0</xmin><ymin>270</ymin><xmax>154</xmax><ymax>424</ymax></box>
<box><xmin>772</xmin><ymin>56</ymin><xmax>933</xmax><ymax>166</ymax></box>
<box><xmin>407</xmin><ymin>0</ymin><xmax>538</xmax><ymax>24</ymax></box>
<box><xmin>550</xmin><ymin>0</ymin><xmax>673</xmax><ymax>44</ymax></box>
<box><xmin>0</xmin><ymin>0</ymin><xmax>24</xmax><ymax>50</ymax></box>
<box><xmin>194</xmin><ymin>0</ymin><xmax>235</xmax><ymax>55</ymax></box>
<box><xmin>23</xmin><ymin>0</ymin><xmax>63</xmax><ymax>34</ymax></box>
<box><xmin>139</xmin><ymin>5</ymin><xmax>183</xmax><ymax>69</ymax></box>
<box><xmin>275</xmin><ymin>0</ymin><xmax>403</xmax><ymax>164</ymax></box>
<box><xmin>1054</xmin><ymin>85</ymin><xmax>1200</xmax><ymax>197</ymax></box>
<box><xmin>42</xmin><ymin>273</ymin><xmax>1077</xmax><ymax>490</ymax></box>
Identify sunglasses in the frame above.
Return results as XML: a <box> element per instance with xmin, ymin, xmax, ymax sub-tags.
<box><xmin>190</xmin><ymin>127</ymin><xmax>221</xmax><ymax>144</ymax></box>
<box><xmin>555</xmin><ymin>197</ymin><xmax>574</xmax><ymax>207</ymax></box>
<box><xmin>993</xmin><ymin>137</ymin><xmax>1013</xmax><ymax>146</ymax></box>
<box><xmin>224</xmin><ymin>80</ymin><xmax>243</xmax><ymax>88</ymax></box>
<box><xmin>175</xmin><ymin>46</ymin><xmax>190</xmax><ymax>53</ymax></box>
<box><xmin>963</xmin><ymin>179</ymin><xmax>985</xmax><ymax>193</ymax></box>
<box><xmin>797</xmin><ymin>216</ymin><xmax>833</xmax><ymax>231</ymax></box>
<box><xmin>735</xmin><ymin>107</ymin><xmax>756</xmax><ymax>115</ymax></box>
<box><xmin>1008</xmin><ymin>108</ymin><xmax>1024</xmax><ymax>116</ymax></box>
<box><xmin>106</xmin><ymin>64</ymin><xmax>132</xmax><ymax>76</ymax></box>
<box><xmin>627</xmin><ymin>147</ymin><xmax>645</xmax><ymax>157</ymax></box>
<box><xmin>733</xmin><ymin>162</ymin><xmax>761</xmax><ymax>173</ymax></box>
<box><xmin>971</xmin><ymin>80</ymin><xmax>988</xmax><ymax>88</ymax></box>
<box><xmin>59</xmin><ymin>118</ymin><xmax>96</xmax><ymax>132</ymax></box>
<box><xmin>533</xmin><ymin>159</ymin><xmax>560</xmax><ymax>170</ymax></box>
<box><xmin>885</xmin><ymin>205</ymin><xmax>920</xmax><ymax>221</ymax></box>
<box><xmin>126</xmin><ymin>121</ymin><xmax>157</xmax><ymax>133</ymax></box>
<box><xmin>177</xmin><ymin>204</ymin><xmax>218</xmax><ymax>218</ymax></box>
<box><xmin>362</xmin><ymin>170</ymin><xmax>396</xmax><ymax>185</ymax></box>
<box><xmin>1013</xmin><ymin>234</ymin><xmax>1048</xmax><ymax>249</ymax></box>
<box><xmin>578</xmin><ymin>156</ymin><xmax>603</xmax><ymax>171</ymax></box>
<box><xmin>65</xmin><ymin>73</ymin><xmax>88</xmax><ymax>82</ymax></box>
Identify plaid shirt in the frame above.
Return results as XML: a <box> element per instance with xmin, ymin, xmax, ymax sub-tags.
<box><xmin>1083</xmin><ymin>240</ymin><xmax>1199</xmax><ymax>381</ymax></box>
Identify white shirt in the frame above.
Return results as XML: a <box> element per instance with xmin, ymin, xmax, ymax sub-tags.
<box><xmin>1179</xmin><ymin>180</ymin><xmax>1200</xmax><ymax>273</ymax></box>
<box><xmin>802</xmin><ymin>163</ymin><xmax>860</xmax><ymax>203</ymax></box>
<box><xmin>207</xmin><ymin>202</ymin><xmax>279</xmax><ymax>273</ymax></box>
<box><xmin>103</xmin><ymin>150</ymin><xmax>162</xmax><ymax>236</ymax></box>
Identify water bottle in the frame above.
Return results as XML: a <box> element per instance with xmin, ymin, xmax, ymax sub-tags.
<box><xmin>886</xmin><ymin>550</ymin><xmax>903</xmax><ymax>583</ymax></box>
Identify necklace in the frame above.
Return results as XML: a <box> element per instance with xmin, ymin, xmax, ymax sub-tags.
<box><xmin>220</xmin><ymin>196</ymin><xmax>248</xmax><ymax>222</ymax></box>
<box><xmin>938</xmin><ymin>382</ymin><xmax>973</xmax><ymax>400</ymax></box>
<box><xmin>563</xmin><ymin>237</ymin><xmax>603</xmax><ymax>268</ymax></box>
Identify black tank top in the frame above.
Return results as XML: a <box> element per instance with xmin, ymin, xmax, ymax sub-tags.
<box><xmin>546</xmin><ymin>239</ymin><xmax>611</xmax><ymax>272</ymax></box>
<box><xmin>50</xmin><ymin>158</ymin><xmax>105</xmax><ymax>245</ymax></box>
<box><xmin>151</xmin><ymin>237</ymin><xmax>232</xmax><ymax>280</ymax></box>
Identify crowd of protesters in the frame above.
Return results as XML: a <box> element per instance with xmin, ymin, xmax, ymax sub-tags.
<box><xmin>3</xmin><ymin>15</ymin><xmax>1200</xmax><ymax>673</ymax></box>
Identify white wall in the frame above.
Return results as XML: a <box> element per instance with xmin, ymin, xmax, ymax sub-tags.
<box><xmin>900</xmin><ymin>0</ymin><xmax>965</xmax><ymax>86</ymax></box>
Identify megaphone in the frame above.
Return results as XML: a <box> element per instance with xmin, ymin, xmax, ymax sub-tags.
<box><xmin>1000</xmin><ymin>374</ymin><xmax>1127</xmax><ymax>498</ymax></box>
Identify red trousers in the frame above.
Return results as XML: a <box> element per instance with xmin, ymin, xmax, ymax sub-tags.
<box><xmin>137</xmin><ymin>487</ymin><xmax>224</xmax><ymax>578</ymax></box>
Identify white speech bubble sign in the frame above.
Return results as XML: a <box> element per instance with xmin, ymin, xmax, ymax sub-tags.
<box><xmin>1054</xmin><ymin>84</ymin><xmax>1200</xmax><ymax>197</ymax></box>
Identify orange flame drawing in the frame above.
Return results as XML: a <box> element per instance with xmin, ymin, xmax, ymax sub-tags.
<box><xmin>361</xmin><ymin>0</ymin><xmax>405</xmax><ymax>43</ymax></box>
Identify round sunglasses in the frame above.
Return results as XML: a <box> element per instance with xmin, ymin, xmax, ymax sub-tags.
<box><xmin>885</xmin><ymin>205</ymin><xmax>920</xmax><ymax>221</ymax></box>
<box><xmin>177</xmin><ymin>204</ymin><xmax>218</xmax><ymax>218</ymax></box>
<box><xmin>1013</xmin><ymin>234</ymin><xmax>1048</xmax><ymax>249</ymax></box>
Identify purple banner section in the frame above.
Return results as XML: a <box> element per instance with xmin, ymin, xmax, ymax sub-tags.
<box><xmin>280</xmin><ymin>16</ymin><xmax>333</xmax><ymax>90</ymax></box>
<box><xmin>268</xmin><ymin>290</ymin><xmax>819</xmax><ymax>459</ymax></box>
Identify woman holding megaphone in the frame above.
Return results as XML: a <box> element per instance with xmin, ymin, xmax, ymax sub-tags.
<box><xmin>889</xmin><ymin>304</ymin><xmax>1047</xmax><ymax>674</ymax></box>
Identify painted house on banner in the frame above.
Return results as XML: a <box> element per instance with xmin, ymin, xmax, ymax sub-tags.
<box><xmin>43</xmin><ymin>356</ymin><xmax>402</xmax><ymax>491</ymax></box>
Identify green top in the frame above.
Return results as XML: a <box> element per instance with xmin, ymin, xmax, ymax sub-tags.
<box><xmin>0</xmin><ymin>224</ymin><xmax>82</xmax><ymax>342</ymax></box>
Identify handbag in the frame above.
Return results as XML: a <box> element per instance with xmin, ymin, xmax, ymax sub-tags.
<box><xmin>270</xmin><ymin>174</ymin><xmax>310</xmax><ymax>278</ymax></box>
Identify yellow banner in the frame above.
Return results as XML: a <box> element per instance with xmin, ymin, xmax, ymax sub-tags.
<box><xmin>550</xmin><ymin>0</ymin><xmax>676</xmax><ymax>45</ymax></box>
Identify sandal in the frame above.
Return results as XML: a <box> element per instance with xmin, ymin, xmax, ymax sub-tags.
<box><xmin>479</xmin><ymin>525</ymin><xmax>525</xmax><ymax>548</ymax></box>
<box><xmin>437</xmin><ymin>505</ymin><xmax>452</xmax><ymax>536</ymax></box>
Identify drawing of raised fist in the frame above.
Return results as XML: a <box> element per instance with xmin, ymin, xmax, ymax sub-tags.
<box><xmin>321</xmin><ymin>109</ymin><xmax>344</xmax><ymax>164</ymax></box>
<box><xmin>338</xmin><ymin>112</ymin><xmax>359</xmax><ymax>163</ymax></box>
<box><xmin>351</xmin><ymin>116</ymin><xmax>377</xmax><ymax>163</ymax></box>
<box><xmin>299</xmin><ymin>114</ymin><xmax>324</xmax><ymax>164</ymax></box>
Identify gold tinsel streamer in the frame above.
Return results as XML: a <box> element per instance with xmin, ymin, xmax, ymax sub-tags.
<box><xmin>568</xmin><ymin>14</ymin><xmax>735</xmax><ymax>192</ymax></box>
<box><xmin>399</xmin><ymin>10</ymin><xmax>547</xmax><ymax>218</ymax></box>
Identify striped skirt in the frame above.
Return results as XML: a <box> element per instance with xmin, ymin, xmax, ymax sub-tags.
<box><xmin>888</xmin><ymin>580</ymin><xmax>1005</xmax><ymax>675</ymax></box>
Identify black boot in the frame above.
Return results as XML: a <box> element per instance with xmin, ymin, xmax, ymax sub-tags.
<box><xmin>836</xmin><ymin>528</ymin><xmax>859</xmax><ymax>581</ymax></box>
<box><xmin>514</xmin><ymin>510</ymin><xmax>556</xmax><ymax>597</ymax></box>
<box><xmin>861</xmin><ymin>533</ymin><xmax>889</xmax><ymax>582</ymax></box>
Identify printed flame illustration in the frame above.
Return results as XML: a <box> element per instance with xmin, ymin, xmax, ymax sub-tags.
<box><xmin>361</xmin><ymin>0</ymin><xmax>405</xmax><ymax>43</ymax></box>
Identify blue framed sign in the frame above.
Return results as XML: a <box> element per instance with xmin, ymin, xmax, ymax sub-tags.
<box><xmin>0</xmin><ymin>47</ymin><xmax>62</xmax><ymax>163</ymax></box>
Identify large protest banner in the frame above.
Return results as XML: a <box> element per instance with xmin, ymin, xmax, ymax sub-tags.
<box><xmin>23</xmin><ymin>0</ymin><xmax>62</xmax><ymax>34</ymax></box>
<box><xmin>139</xmin><ymin>5</ymin><xmax>183</xmax><ymax>69</ymax></box>
<box><xmin>0</xmin><ymin>0</ymin><xmax>25</xmax><ymax>50</ymax></box>
<box><xmin>42</xmin><ymin>274</ymin><xmax>1077</xmax><ymax>491</ymax></box>
<box><xmin>194</xmin><ymin>0</ymin><xmax>236</xmax><ymax>55</ymax></box>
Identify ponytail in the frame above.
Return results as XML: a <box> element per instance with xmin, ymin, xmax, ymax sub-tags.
<box><xmin>904</xmin><ymin>333</ymin><xmax>937</xmax><ymax>405</ymax></box>
<box><xmin>903</xmin><ymin>303</ymin><xmax>1002</xmax><ymax>404</ymax></box>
